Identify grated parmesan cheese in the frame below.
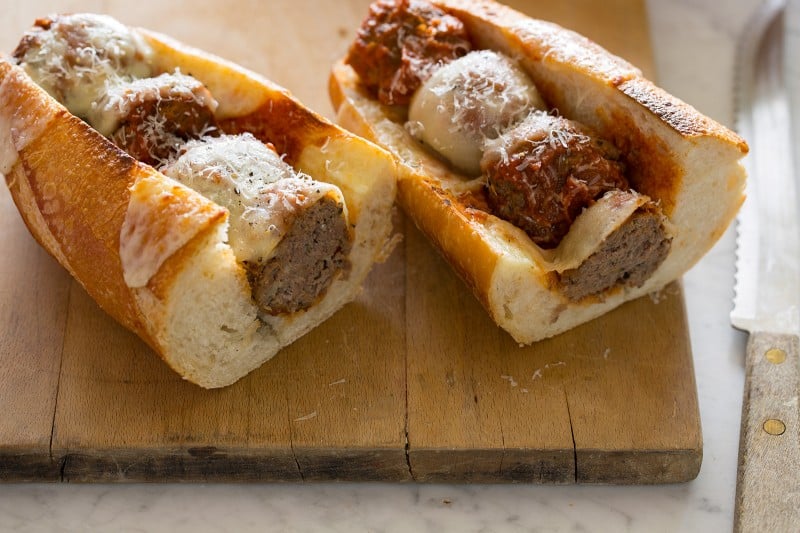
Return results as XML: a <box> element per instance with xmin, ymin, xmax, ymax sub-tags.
<box><xmin>17</xmin><ymin>13</ymin><xmax>353</xmax><ymax>294</ymax></box>
<box><xmin>16</xmin><ymin>14</ymin><xmax>153</xmax><ymax>118</ymax></box>
<box><xmin>485</xmin><ymin>109</ymin><xmax>592</xmax><ymax>174</ymax></box>
<box><xmin>500</xmin><ymin>374</ymin><xmax>519</xmax><ymax>387</ymax></box>
<box><xmin>88</xmin><ymin>71</ymin><xmax>218</xmax><ymax>138</ymax></box>
<box><xmin>161</xmin><ymin>134</ymin><xmax>348</xmax><ymax>267</ymax></box>
<box><xmin>407</xmin><ymin>50</ymin><xmax>546</xmax><ymax>176</ymax></box>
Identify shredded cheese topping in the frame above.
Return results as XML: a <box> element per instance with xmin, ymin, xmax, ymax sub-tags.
<box><xmin>407</xmin><ymin>49</ymin><xmax>545</xmax><ymax>175</ymax></box>
<box><xmin>16</xmin><ymin>13</ymin><xmax>350</xmax><ymax>290</ymax></box>
<box><xmin>17</xmin><ymin>14</ymin><xmax>153</xmax><ymax>118</ymax></box>
<box><xmin>161</xmin><ymin>134</ymin><xmax>348</xmax><ymax>267</ymax></box>
<box><xmin>89</xmin><ymin>71</ymin><xmax>218</xmax><ymax>137</ymax></box>
<box><xmin>484</xmin><ymin>109</ymin><xmax>591</xmax><ymax>169</ymax></box>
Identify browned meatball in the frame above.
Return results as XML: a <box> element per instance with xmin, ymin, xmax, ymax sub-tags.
<box><xmin>482</xmin><ymin>111</ymin><xmax>628</xmax><ymax>248</ymax></box>
<box><xmin>95</xmin><ymin>73</ymin><xmax>218</xmax><ymax>166</ymax></box>
<box><xmin>346</xmin><ymin>0</ymin><xmax>471</xmax><ymax>106</ymax></box>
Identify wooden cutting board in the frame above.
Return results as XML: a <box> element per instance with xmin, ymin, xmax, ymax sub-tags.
<box><xmin>0</xmin><ymin>0</ymin><xmax>701</xmax><ymax>483</ymax></box>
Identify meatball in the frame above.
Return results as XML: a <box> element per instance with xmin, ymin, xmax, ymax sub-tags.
<box><xmin>249</xmin><ymin>195</ymin><xmax>352</xmax><ymax>315</ymax></box>
<box><xmin>345</xmin><ymin>0</ymin><xmax>471</xmax><ymax>106</ymax></box>
<box><xmin>408</xmin><ymin>49</ymin><xmax>546</xmax><ymax>176</ymax></box>
<box><xmin>161</xmin><ymin>134</ymin><xmax>352</xmax><ymax>315</ymax></box>
<box><xmin>559</xmin><ymin>202</ymin><xmax>672</xmax><ymax>300</ymax></box>
<box><xmin>482</xmin><ymin>111</ymin><xmax>628</xmax><ymax>248</ymax></box>
<box><xmin>90</xmin><ymin>72</ymin><xmax>219</xmax><ymax>166</ymax></box>
<box><xmin>13</xmin><ymin>14</ymin><xmax>152</xmax><ymax>118</ymax></box>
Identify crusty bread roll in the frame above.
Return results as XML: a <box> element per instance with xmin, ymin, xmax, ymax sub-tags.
<box><xmin>0</xmin><ymin>16</ymin><xmax>397</xmax><ymax>388</ymax></box>
<box><xmin>330</xmin><ymin>0</ymin><xmax>747</xmax><ymax>343</ymax></box>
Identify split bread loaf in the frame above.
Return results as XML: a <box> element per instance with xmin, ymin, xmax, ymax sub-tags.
<box><xmin>330</xmin><ymin>0</ymin><xmax>748</xmax><ymax>344</ymax></box>
<box><xmin>0</xmin><ymin>14</ymin><xmax>397</xmax><ymax>388</ymax></box>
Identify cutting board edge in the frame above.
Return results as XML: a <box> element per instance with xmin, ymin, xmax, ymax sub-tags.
<box><xmin>0</xmin><ymin>451</ymin><xmax>63</xmax><ymax>482</ymax></box>
<box><xmin>48</xmin><ymin>444</ymin><xmax>414</xmax><ymax>482</ymax></box>
<box><xmin>56</xmin><ymin>447</ymin><xmax>302</xmax><ymax>483</ymax></box>
<box><xmin>0</xmin><ymin>441</ymin><xmax>703</xmax><ymax>484</ymax></box>
<box><xmin>577</xmin><ymin>447</ymin><xmax>703</xmax><ymax>484</ymax></box>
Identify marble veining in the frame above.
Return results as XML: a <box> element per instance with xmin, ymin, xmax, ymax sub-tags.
<box><xmin>0</xmin><ymin>0</ymin><xmax>776</xmax><ymax>531</ymax></box>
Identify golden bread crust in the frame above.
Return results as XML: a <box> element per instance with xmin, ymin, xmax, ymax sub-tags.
<box><xmin>437</xmin><ymin>0</ymin><xmax>747</xmax><ymax>147</ymax></box>
<box><xmin>0</xmin><ymin>57</ymin><xmax>240</xmax><ymax>353</ymax></box>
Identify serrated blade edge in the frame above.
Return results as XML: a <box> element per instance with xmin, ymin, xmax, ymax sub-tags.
<box><xmin>732</xmin><ymin>0</ymin><xmax>800</xmax><ymax>335</ymax></box>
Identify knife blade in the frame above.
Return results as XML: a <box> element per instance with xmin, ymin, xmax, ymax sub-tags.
<box><xmin>731</xmin><ymin>0</ymin><xmax>800</xmax><ymax>530</ymax></box>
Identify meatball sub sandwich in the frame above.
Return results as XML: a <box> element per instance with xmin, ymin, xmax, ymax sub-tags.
<box><xmin>330</xmin><ymin>0</ymin><xmax>747</xmax><ymax>343</ymax></box>
<box><xmin>1</xmin><ymin>14</ymin><xmax>397</xmax><ymax>388</ymax></box>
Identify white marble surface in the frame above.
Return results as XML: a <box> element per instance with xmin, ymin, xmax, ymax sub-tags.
<box><xmin>0</xmin><ymin>0</ymin><xmax>778</xmax><ymax>531</ymax></box>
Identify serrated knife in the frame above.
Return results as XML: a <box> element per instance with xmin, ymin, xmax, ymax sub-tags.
<box><xmin>731</xmin><ymin>0</ymin><xmax>800</xmax><ymax>530</ymax></box>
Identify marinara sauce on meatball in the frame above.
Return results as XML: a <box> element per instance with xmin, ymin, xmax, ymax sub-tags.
<box><xmin>482</xmin><ymin>111</ymin><xmax>629</xmax><ymax>248</ymax></box>
<box><xmin>91</xmin><ymin>72</ymin><xmax>219</xmax><ymax>166</ymax></box>
<box><xmin>345</xmin><ymin>0</ymin><xmax>471</xmax><ymax>106</ymax></box>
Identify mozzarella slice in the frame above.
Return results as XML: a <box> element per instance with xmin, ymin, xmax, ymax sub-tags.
<box><xmin>407</xmin><ymin>49</ymin><xmax>545</xmax><ymax>176</ymax></box>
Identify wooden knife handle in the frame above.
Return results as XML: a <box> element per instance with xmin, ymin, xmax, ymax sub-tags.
<box><xmin>734</xmin><ymin>331</ymin><xmax>800</xmax><ymax>532</ymax></box>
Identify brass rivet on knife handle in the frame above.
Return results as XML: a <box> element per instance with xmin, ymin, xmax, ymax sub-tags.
<box><xmin>765</xmin><ymin>347</ymin><xmax>786</xmax><ymax>364</ymax></box>
<box><xmin>762</xmin><ymin>419</ymin><xmax>787</xmax><ymax>436</ymax></box>
<box><xmin>734</xmin><ymin>331</ymin><xmax>800</xmax><ymax>533</ymax></box>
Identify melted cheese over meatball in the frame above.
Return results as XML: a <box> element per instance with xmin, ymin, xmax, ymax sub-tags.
<box><xmin>15</xmin><ymin>14</ymin><xmax>153</xmax><ymax>118</ymax></box>
<box><xmin>407</xmin><ymin>50</ymin><xmax>545</xmax><ymax>176</ymax></box>
<box><xmin>89</xmin><ymin>72</ymin><xmax>218</xmax><ymax>138</ymax></box>
<box><xmin>161</xmin><ymin>133</ymin><xmax>348</xmax><ymax>267</ymax></box>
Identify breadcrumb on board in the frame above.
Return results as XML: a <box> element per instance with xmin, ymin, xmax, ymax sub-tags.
<box><xmin>500</xmin><ymin>360</ymin><xmax>569</xmax><ymax>392</ymax></box>
<box><xmin>648</xmin><ymin>284</ymin><xmax>680</xmax><ymax>304</ymax></box>
<box><xmin>294</xmin><ymin>411</ymin><xmax>318</xmax><ymax>422</ymax></box>
<box><xmin>500</xmin><ymin>375</ymin><xmax>518</xmax><ymax>387</ymax></box>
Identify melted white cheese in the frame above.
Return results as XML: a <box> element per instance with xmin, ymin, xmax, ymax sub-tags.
<box><xmin>88</xmin><ymin>71</ymin><xmax>219</xmax><ymax>137</ymax></box>
<box><xmin>18</xmin><ymin>13</ymin><xmax>153</xmax><ymax>118</ymax></box>
<box><xmin>482</xmin><ymin>109</ymin><xmax>591</xmax><ymax>170</ymax></box>
<box><xmin>0</xmin><ymin>67</ymin><xmax>59</xmax><ymax>174</ymax></box>
<box><xmin>161</xmin><ymin>133</ymin><xmax>347</xmax><ymax>265</ymax></box>
<box><xmin>407</xmin><ymin>50</ymin><xmax>545</xmax><ymax>176</ymax></box>
<box><xmin>121</xmin><ymin>172</ymin><xmax>222</xmax><ymax>288</ymax></box>
<box><xmin>0</xmin><ymin>74</ymin><xmax>21</xmax><ymax>175</ymax></box>
<box><xmin>16</xmin><ymin>14</ymin><xmax>350</xmax><ymax>289</ymax></box>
